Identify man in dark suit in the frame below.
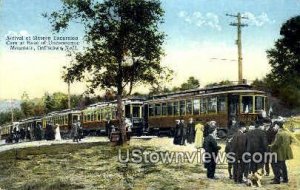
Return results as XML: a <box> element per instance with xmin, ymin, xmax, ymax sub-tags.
<box><xmin>227</xmin><ymin>117</ymin><xmax>239</xmax><ymax>138</ymax></box>
<box><xmin>270</xmin><ymin>121</ymin><xmax>293</xmax><ymax>184</ymax></box>
<box><xmin>246</xmin><ymin>120</ymin><xmax>268</xmax><ymax>174</ymax></box>
<box><xmin>264</xmin><ymin>122</ymin><xmax>278</xmax><ymax>176</ymax></box>
<box><xmin>173</xmin><ymin>120</ymin><xmax>181</xmax><ymax>145</ymax></box>
<box><xmin>225</xmin><ymin>137</ymin><xmax>234</xmax><ymax>179</ymax></box>
<box><xmin>231</xmin><ymin>122</ymin><xmax>247</xmax><ymax>183</ymax></box>
<box><xmin>186</xmin><ymin>118</ymin><xmax>196</xmax><ymax>144</ymax></box>
<box><xmin>203</xmin><ymin>126</ymin><xmax>221</xmax><ymax>179</ymax></box>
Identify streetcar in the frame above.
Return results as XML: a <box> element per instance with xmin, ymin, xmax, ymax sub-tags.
<box><xmin>42</xmin><ymin>109</ymin><xmax>81</xmax><ymax>137</ymax></box>
<box><xmin>81</xmin><ymin>98</ymin><xmax>145</xmax><ymax>135</ymax></box>
<box><xmin>146</xmin><ymin>84</ymin><xmax>268</xmax><ymax>137</ymax></box>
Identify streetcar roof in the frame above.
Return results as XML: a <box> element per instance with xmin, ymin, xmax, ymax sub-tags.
<box><xmin>84</xmin><ymin>98</ymin><xmax>144</xmax><ymax>110</ymax></box>
<box><xmin>146</xmin><ymin>88</ymin><xmax>266</xmax><ymax>103</ymax></box>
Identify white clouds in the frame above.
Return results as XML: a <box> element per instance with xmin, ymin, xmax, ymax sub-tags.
<box><xmin>178</xmin><ymin>11</ymin><xmax>221</xmax><ymax>31</ymax></box>
<box><xmin>242</xmin><ymin>12</ymin><xmax>275</xmax><ymax>27</ymax></box>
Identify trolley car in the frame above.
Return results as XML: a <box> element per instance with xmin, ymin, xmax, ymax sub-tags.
<box><xmin>146</xmin><ymin>84</ymin><xmax>268</xmax><ymax>137</ymax></box>
<box><xmin>81</xmin><ymin>98</ymin><xmax>145</xmax><ymax>135</ymax></box>
<box><xmin>42</xmin><ymin>109</ymin><xmax>81</xmax><ymax>136</ymax></box>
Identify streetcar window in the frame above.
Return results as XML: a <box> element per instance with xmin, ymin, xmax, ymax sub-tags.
<box><xmin>162</xmin><ymin>103</ymin><xmax>167</xmax><ymax>116</ymax></box>
<box><xmin>241</xmin><ymin>96</ymin><xmax>253</xmax><ymax>113</ymax></box>
<box><xmin>132</xmin><ymin>106</ymin><xmax>141</xmax><ymax>118</ymax></box>
<box><xmin>87</xmin><ymin>114</ymin><xmax>91</xmax><ymax>121</ymax></box>
<box><xmin>208</xmin><ymin>97</ymin><xmax>217</xmax><ymax>113</ymax></box>
<box><xmin>200</xmin><ymin>98</ymin><xmax>207</xmax><ymax>114</ymax></box>
<box><xmin>167</xmin><ymin>102</ymin><xmax>173</xmax><ymax>115</ymax></box>
<box><xmin>125</xmin><ymin>105</ymin><xmax>131</xmax><ymax>118</ymax></box>
<box><xmin>97</xmin><ymin>111</ymin><xmax>100</xmax><ymax>121</ymax></box>
<box><xmin>193</xmin><ymin>99</ymin><xmax>200</xmax><ymax>115</ymax></box>
<box><xmin>173</xmin><ymin>101</ymin><xmax>179</xmax><ymax>116</ymax></box>
<box><xmin>112</xmin><ymin>108</ymin><xmax>117</xmax><ymax>119</ymax></box>
<box><xmin>186</xmin><ymin>100</ymin><xmax>193</xmax><ymax>115</ymax></box>
<box><xmin>255</xmin><ymin>96</ymin><xmax>265</xmax><ymax>112</ymax></box>
<box><xmin>217</xmin><ymin>96</ymin><xmax>226</xmax><ymax>113</ymax></box>
<box><xmin>108</xmin><ymin>108</ymin><xmax>113</xmax><ymax>120</ymax></box>
<box><xmin>101</xmin><ymin>109</ymin><xmax>105</xmax><ymax>120</ymax></box>
<box><xmin>149</xmin><ymin>104</ymin><xmax>154</xmax><ymax>117</ymax></box>
<box><xmin>180</xmin><ymin>100</ymin><xmax>186</xmax><ymax>116</ymax></box>
<box><xmin>155</xmin><ymin>104</ymin><xmax>161</xmax><ymax>116</ymax></box>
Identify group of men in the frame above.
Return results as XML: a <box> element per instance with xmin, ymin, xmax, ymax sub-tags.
<box><xmin>173</xmin><ymin>118</ymin><xmax>196</xmax><ymax>145</ymax></box>
<box><xmin>172</xmin><ymin>116</ymin><xmax>295</xmax><ymax>186</ymax></box>
<box><xmin>224</xmin><ymin>118</ymin><xmax>294</xmax><ymax>185</ymax></box>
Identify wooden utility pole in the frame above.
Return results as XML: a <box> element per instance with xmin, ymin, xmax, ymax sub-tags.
<box><xmin>68</xmin><ymin>80</ymin><xmax>71</xmax><ymax>109</ymax></box>
<box><xmin>10</xmin><ymin>99</ymin><xmax>14</xmax><ymax>123</ymax></box>
<box><xmin>226</xmin><ymin>13</ymin><xmax>248</xmax><ymax>84</ymax></box>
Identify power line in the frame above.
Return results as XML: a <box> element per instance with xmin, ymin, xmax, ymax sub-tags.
<box><xmin>226</xmin><ymin>13</ymin><xmax>248</xmax><ymax>84</ymax></box>
<box><xmin>210</xmin><ymin>58</ymin><xmax>237</xmax><ymax>62</ymax></box>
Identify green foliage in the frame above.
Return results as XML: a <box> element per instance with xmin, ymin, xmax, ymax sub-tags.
<box><xmin>46</xmin><ymin>0</ymin><xmax>168</xmax><ymax>143</ymax></box>
<box><xmin>205</xmin><ymin>80</ymin><xmax>233</xmax><ymax>88</ymax></box>
<box><xmin>46</xmin><ymin>0</ymin><xmax>168</xmax><ymax>96</ymax></box>
<box><xmin>20</xmin><ymin>92</ymin><xmax>35</xmax><ymax>117</ymax></box>
<box><xmin>179</xmin><ymin>76</ymin><xmax>200</xmax><ymax>91</ymax></box>
<box><xmin>266</xmin><ymin>15</ymin><xmax>300</xmax><ymax>108</ymax></box>
<box><xmin>149</xmin><ymin>76</ymin><xmax>200</xmax><ymax>95</ymax></box>
<box><xmin>0</xmin><ymin>109</ymin><xmax>24</xmax><ymax>125</ymax></box>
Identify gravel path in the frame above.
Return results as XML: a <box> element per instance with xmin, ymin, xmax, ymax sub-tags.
<box><xmin>0</xmin><ymin>137</ymin><xmax>110</xmax><ymax>153</ymax></box>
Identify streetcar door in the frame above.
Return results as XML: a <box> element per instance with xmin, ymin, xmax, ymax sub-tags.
<box><xmin>228</xmin><ymin>94</ymin><xmax>239</xmax><ymax>121</ymax></box>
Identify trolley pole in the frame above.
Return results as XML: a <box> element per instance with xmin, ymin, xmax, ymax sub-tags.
<box><xmin>226</xmin><ymin>13</ymin><xmax>248</xmax><ymax>84</ymax></box>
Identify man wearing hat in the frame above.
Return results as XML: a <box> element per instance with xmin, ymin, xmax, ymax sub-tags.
<box><xmin>203</xmin><ymin>126</ymin><xmax>221</xmax><ymax>179</ymax></box>
<box><xmin>246</xmin><ymin>120</ymin><xmax>268</xmax><ymax>174</ymax></box>
<box><xmin>270</xmin><ymin>121</ymin><xmax>293</xmax><ymax>184</ymax></box>
<box><xmin>231</xmin><ymin>122</ymin><xmax>247</xmax><ymax>183</ymax></box>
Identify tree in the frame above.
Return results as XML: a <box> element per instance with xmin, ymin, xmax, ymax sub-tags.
<box><xmin>180</xmin><ymin>76</ymin><xmax>200</xmax><ymax>90</ymax></box>
<box><xmin>44</xmin><ymin>93</ymin><xmax>54</xmax><ymax>113</ymax></box>
<box><xmin>0</xmin><ymin>109</ymin><xmax>24</xmax><ymax>125</ymax></box>
<box><xmin>20</xmin><ymin>92</ymin><xmax>35</xmax><ymax>117</ymax></box>
<box><xmin>46</xmin><ymin>0</ymin><xmax>168</xmax><ymax>143</ymax></box>
<box><xmin>266</xmin><ymin>15</ymin><xmax>300</xmax><ymax>108</ymax></box>
<box><xmin>205</xmin><ymin>80</ymin><xmax>233</xmax><ymax>88</ymax></box>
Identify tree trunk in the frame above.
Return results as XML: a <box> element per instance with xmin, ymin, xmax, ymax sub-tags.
<box><xmin>116</xmin><ymin>93</ymin><xmax>126</xmax><ymax>144</ymax></box>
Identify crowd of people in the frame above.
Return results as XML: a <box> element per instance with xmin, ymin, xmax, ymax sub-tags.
<box><xmin>172</xmin><ymin>115</ymin><xmax>295</xmax><ymax>186</ymax></box>
<box><xmin>224</xmin><ymin>118</ymin><xmax>294</xmax><ymax>185</ymax></box>
<box><xmin>5</xmin><ymin>120</ymin><xmax>83</xmax><ymax>143</ymax></box>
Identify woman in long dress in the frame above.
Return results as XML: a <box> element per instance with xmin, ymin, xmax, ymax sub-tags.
<box><xmin>55</xmin><ymin>124</ymin><xmax>62</xmax><ymax>141</ymax></box>
<box><xmin>194</xmin><ymin>122</ymin><xmax>204</xmax><ymax>149</ymax></box>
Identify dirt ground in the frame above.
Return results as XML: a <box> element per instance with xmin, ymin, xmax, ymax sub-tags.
<box><xmin>0</xmin><ymin>137</ymin><xmax>299</xmax><ymax>190</ymax></box>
